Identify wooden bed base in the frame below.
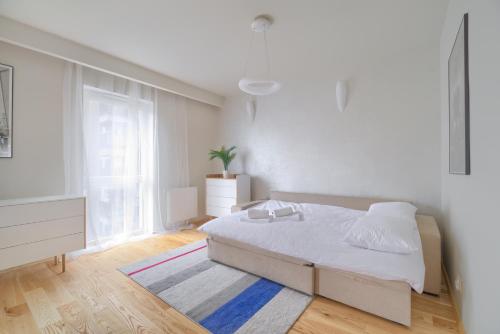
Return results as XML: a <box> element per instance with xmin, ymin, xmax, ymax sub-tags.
<box><xmin>205</xmin><ymin>191</ymin><xmax>442</xmax><ymax>327</ymax></box>
<box><xmin>207</xmin><ymin>237</ymin><xmax>314</xmax><ymax>294</ymax></box>
<box><xmin>207</xmin><ymin>236</ymin><xmax>411</xmax><ymax>326</ymax></box>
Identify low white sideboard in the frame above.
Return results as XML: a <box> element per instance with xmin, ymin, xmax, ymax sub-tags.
<box><xmin>0</xmin><ymin>195</ymin><xmax>86</xmax><ymax>272</ymax></box>
<box><xmin>206</xmin><ymin>174</ymin><xmax>250</xmax><ymax>217</ymax></box>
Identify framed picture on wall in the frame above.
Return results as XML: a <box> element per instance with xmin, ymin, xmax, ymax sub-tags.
<box><xmin>0</xmin><ymin>63</ymin><xmax>13</xmax><ymax>158</ymax></box>
<box><xmin>448</xmin><ymin>13</ymin><xmax>470</xmax><ymax>174</ymax></box>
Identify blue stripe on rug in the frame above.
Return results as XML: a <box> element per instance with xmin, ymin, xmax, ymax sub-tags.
<box><xmin>200</xmin><ymin>278</ymin><xmax>284</xmax><ymax>334</ymax></box>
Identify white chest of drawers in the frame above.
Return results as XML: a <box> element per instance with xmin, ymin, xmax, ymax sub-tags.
<box><xmin>0</xmin><ymin>195</ymin><xmax>86</xmax><ymax>271</ymax></box>
<box><xmin>206</xmin><ymin>174</ymin><xmax>250</xmax><ymax>217</ymax></box>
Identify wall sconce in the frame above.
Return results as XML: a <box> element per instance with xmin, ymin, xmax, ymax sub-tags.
<box><xmin>336</xmin><ymin>80</ymin><xmax>348</xmax><ymax>112</ymax></box>
<box><xmin>246</xmin><ymin>96</ymin><xmax>257</xmax><ymax>121</ymax></box>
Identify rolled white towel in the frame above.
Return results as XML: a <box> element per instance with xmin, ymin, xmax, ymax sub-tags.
<box><xmin>273</xmin><ymin>207</ymin><xmax>294</xmax><ymax>217</ymax></box>
<box><xmin>248</xmin><ymin>209</ymin><xmax>271</xmax><ymax>219</ymax></box>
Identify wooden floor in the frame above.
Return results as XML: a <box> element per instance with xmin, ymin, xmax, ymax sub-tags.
<box><xmin>0</xmin><ymin>228</ymin><xmax>460</xmax><ymax>334</ymax></box>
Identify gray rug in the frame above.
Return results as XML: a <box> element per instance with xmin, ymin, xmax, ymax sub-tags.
<box><xmin>119</xmin><ymin>240</ymin><xmax>312</xmax><ymax>334</ymax></box>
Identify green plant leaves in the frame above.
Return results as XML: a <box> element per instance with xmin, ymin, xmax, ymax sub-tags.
<box><xmin>208</xmin><ymin>145</ymin><xmax>237</xmax><ymax>171</ymax></box>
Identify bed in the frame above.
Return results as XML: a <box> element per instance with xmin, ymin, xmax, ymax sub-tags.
<box><xmin>198</xmin><ymin>191</ymin><xmax>441</xmax><ymax>326</ymax></box>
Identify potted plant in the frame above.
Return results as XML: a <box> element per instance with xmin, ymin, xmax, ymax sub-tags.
<box><xmin>209</xmin><ymin>145</ymin><xmax>237</xmax><ymax>179</ymax></box>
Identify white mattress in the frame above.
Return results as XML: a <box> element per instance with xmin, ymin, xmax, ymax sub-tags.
<box><xmin>199</xmin><ymin>200</ymin><xmax>425</xmax><ymax>293</ymax></box>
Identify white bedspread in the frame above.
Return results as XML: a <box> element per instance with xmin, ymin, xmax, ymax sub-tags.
<box><xmin>198</xmin><ymin>200</ymin><xmax>425</xmax><ymax>293</ymax></box>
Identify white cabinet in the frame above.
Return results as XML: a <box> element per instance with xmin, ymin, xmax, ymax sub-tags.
<box><xmin>206</xmin><ymin>174</ymin><xmax>250</xmax><ymax>217</ymax></box>
<box><xmin>0</xmin><ymin>195</ymin><xmax>86</xmax><ymax>271</ymax></box>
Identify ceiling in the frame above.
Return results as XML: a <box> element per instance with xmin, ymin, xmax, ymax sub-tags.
<box><xmin>0</xmin><ymin>0</ymin><xmax>449</xmax><ymax>96</ymax></box>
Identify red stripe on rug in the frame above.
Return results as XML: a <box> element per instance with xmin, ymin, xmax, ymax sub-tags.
<box><xmin>128</xmin><ymin>244</ymin><xmax>207</xmax><ymax>276</ymax></box>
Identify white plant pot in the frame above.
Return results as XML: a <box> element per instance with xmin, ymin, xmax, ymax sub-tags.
<box><xmin>222</xmin><ymin>170</ymin><xmax>230</xmax><ymax>179</ymax></box>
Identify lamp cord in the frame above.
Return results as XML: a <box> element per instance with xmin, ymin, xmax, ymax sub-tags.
<box><xmin>242</xmin><ymin>30</ymin><xmax>272</xmax><ymax>79</ymax></box>
<box><xmin>264</xmin><ymin>31</ymin><xmax>271</xmax><ymax>79</ymax></box>
<box><xmin>242</xmin><ymin>31</ymin><xmax>255</xmax><ymax>77</ymax></box>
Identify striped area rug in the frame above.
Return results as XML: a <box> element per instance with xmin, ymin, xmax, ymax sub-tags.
<box><xmin>119</xmin><ymin>240</ymin><xmax>312</xmax><ymax>334</ymax></box>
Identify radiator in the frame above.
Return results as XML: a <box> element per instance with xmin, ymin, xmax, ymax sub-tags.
<box><xmin>166</xmin><ymin>187</ymin><xmax>198</xmax><ymax>224</ymax></box>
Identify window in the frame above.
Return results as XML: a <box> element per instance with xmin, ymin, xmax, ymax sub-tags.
<box><xmin>83</xmin><ymin>86</ymin><xmax>154</xmax><ymax>245</ymax></box>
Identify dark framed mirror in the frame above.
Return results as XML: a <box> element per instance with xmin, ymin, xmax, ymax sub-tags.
<box><xmin>0</xmin><ymin>63</ymin><xmax>13</xmax><ymax>158</ymax></box>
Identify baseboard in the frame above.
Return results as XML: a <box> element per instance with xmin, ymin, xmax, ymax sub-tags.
<box><xmin>442</xmin><ymin>265</ymin><xmax>466</xmax><ymax>334</ymax></box>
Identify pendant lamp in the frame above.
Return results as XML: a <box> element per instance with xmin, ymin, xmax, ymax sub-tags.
<box><xmin>239</xmin><ymin>15</ymin><xmax>281</xmax><ymax>96</ymax></box>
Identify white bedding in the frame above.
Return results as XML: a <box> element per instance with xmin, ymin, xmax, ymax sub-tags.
<box><xmin>198</xmin><ymin>200</ymin><xmax>425</xmax><ymax>293</ymax></box>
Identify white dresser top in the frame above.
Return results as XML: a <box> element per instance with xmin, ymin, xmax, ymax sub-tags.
<box><xmin>0</xmin><ymin>195</ymin><xmax>85</xmax><ymax>207</ymax></box>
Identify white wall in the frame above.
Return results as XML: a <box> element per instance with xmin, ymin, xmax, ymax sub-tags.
<box><xmin>0</xmin><ymin>41</ymin><xmax>65</xmax><ymax>198</ymax></box>
<box><xmin>0</xmin><ymin>42</ymin><xmax>219</xmax><ymax>218</ymax></box>
<box><xmin>440</xmin><ymin>2</ymin><xmax>500</xmax><ymax>334</ymax></box>
<box><xmin>186</xmin><ymin>99</ymin><xmax>219</xmax><ymax>216</ymax></box>
<box><xmin>218</xmin><ymin>46</ymin><xmax>441</xmax><ymax>216</ymax></box>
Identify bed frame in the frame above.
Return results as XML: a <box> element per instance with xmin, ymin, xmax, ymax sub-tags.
<box><xmin>206</xmin><ymin>191</ymin><xmax>441</xmax><ymax>326</ymax></box>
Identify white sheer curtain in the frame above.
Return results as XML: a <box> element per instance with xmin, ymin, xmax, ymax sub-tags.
<box><xmin>155</xmin><ymin>90</ymin><xmax>190</xmax><ymax>230</ymax></box>
<box><xmin>63</xmin><ymin>63</ymin><xmax>85</xmax><ymax>195</ymax></box>
<box><xmin>63</xmin><ymin>62</ymin><xmax>192</xmax><ymax>251</ymax></box>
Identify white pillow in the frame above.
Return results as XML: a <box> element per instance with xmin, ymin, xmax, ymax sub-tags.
<box><xmin>367</xmin><ymin>202</ymin><xmax>417</xmax><ymax>221</ymax></box>
<box><xmin>344</xmin><ymin>214</ymin><xmax>419</xmax><ymax>254</ymax></box>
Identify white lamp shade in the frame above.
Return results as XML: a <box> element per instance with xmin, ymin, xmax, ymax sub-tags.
<box><xmin>239</xmin><ymin>78</ymin><xmax>281</xmax><ymax>96</ymax></box>
<box><xmin>336</xmin><ymin>80</ymin><xmax>348</xmax><ymax>112</ymax></box>
<box><xmin>246</xmin><ymin>98</ymin><xmax>256</xmax><ymax>121</ymax></box>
